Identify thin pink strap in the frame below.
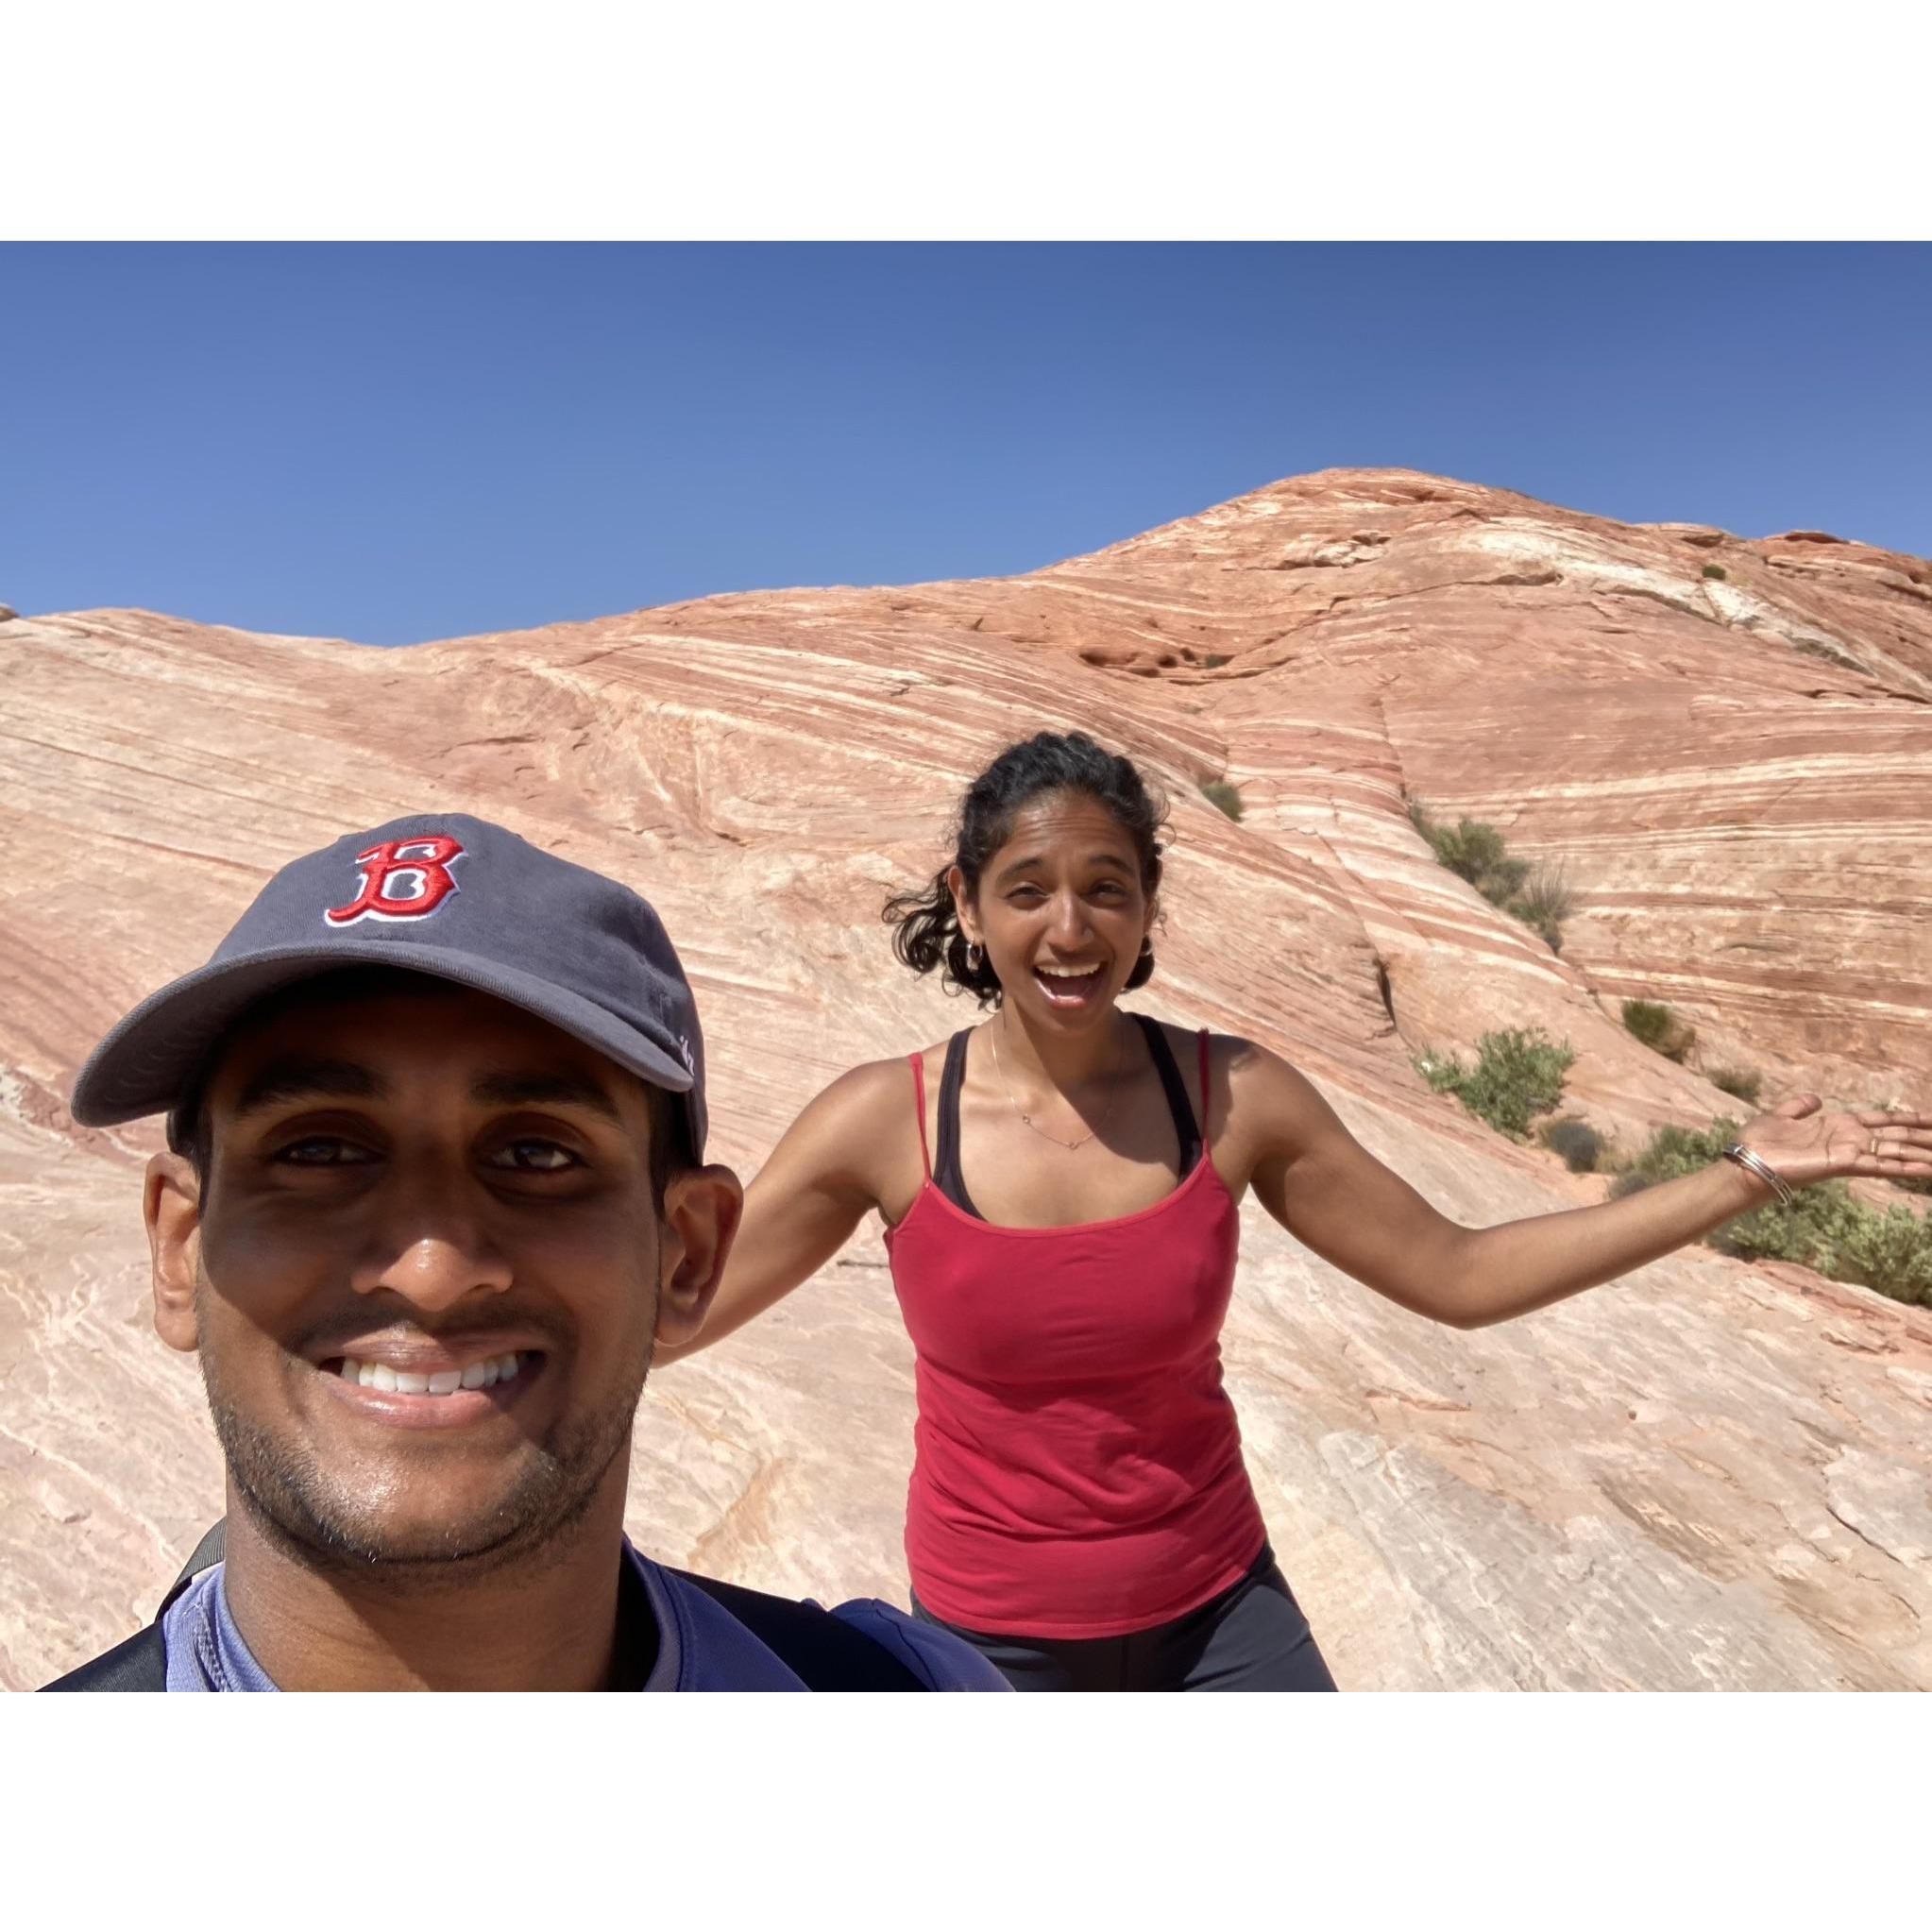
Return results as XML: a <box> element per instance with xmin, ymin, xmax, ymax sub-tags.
<box><xmin>909</xmin><ymin>1053</ymin><xmax>932</xmax><ymax>1179</ymax></box>
<box><xmin>1195</xmin><ymin>1029</ymin><xmax>1212</xmax><ymax>1154</ymax></box>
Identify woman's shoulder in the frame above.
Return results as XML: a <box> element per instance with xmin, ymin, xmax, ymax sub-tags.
<box><xmin>804</xmin><ymin>1033</ymin><xmax>972</xmax><ymax>1121</ymax></box>
<box><xmin>1128</xmin><ymin>1016</ymin><xmax>1317</xmax><ymax>1137</ymax></box>
<box><xmin>762</xmin><ymin>1049</ymin><xmax>937</xmax><ymax>1200</ymax></box>
<box><xmin>1127</xmin><ymin>1014</ymin><xmax>1280</xmax><ymax>1080</ymax></box>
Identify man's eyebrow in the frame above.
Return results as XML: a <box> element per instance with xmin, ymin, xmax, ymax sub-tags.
<box><xmin>230</xmin><ymin>1059</ymin><xmax>386</xmax><ymax>1118</ymax></box>
<box><xmin>470</xmin><ymin>1070</ymin><xmax>625</xmax><ymax>1123</ymax></box>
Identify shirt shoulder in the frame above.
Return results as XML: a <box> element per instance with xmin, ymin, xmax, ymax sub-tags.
<box><xmin>639</xmin><ymin>1557</ymin><xmax>810</xmax><ymax>1691</ymax></box>
<box><xmin>634</xmin><ymin>1548</ymin><xmax>1009</xmax><ymax>1691</ymax></box>
<box><xmin>828</xmin><ymin>1600</ymin><xmax>1012</xmax><ymax>1692</ymax></box>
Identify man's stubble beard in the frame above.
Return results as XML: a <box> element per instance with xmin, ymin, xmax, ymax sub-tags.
<box><xmin>195</xmin><ymin>1279</ymin><xmax>659</xmax><ymax>1593</ymax></box>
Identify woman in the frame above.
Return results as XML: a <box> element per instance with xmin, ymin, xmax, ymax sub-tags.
<box><xmin>664</xmin><ymin>731</ymin><xmax>1932</xmax><ymax>1690</ymax></box>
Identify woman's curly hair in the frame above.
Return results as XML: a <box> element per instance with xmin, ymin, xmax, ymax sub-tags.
<box><xmin>883</xmin><ymin>731</ymin><xmax>1168</xmax><ymax>1008</ymax></box>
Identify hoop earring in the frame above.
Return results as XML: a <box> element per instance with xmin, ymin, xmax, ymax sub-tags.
<box><xmin>1139</xmin><ymin>938</ymin><xmax>1153</xmax><ymax>958</ymax></box>
<box><xmin>966</xmin><ymin>942</ymin><xmax>985</xmax><ymax>974</ymax></box>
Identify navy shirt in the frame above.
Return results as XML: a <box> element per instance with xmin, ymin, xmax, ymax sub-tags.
<box><xmin>158</xmin><ymin>1538</ymin><xmax>1010</xmax><ymax>1692</ymax></box>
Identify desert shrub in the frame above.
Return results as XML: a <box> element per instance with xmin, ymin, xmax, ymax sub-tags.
<box><xmin>1702</xmin><ymin>564</ymin><xmax>1728</xmax><ymax>581</ymax></box>
<box><xmin>1540</xmin><ymin>1117</ymin><xmax>1604</xmax><ymax>1173</ymax></box>
<box><xmin>1429</xmin><ymin>818</ymin><xmax>1530</xmax><ymax>901</ymax></box>
<box><xmin>1415</xmin><ymin>1028</ymin><xmax>1575</xmax><ymax>1141</ymax></box>
<box><xmin>1720</xmin><ymin>1186</ymin><xmax>1932</xmax><ymax>1305</ymax></box>
<box><xmin>1621</xmin><ymin>998</ymin><xmax>1697</xmax><ymax>1062</ymax></box>
<box><xmin>1706</xmin><ymin>1065</ymin><xmax>1764</xmax><ymax>1107</ymax></box>
<box><xmin>1408</xmin><ymin>804</ymin><xmax>1575</xmax><ymax>950</ymax></box>
<box><xmin>1200</xmin><ymin>779</ymin><xmax>1244</xmax><ymax>821</ymax></box>
<box><xmin>1610</xmin><ymin>1115</ymin><xmax>1932</xmax><ymax>1306</ymax></box>
<box><xmin>1608</xmin><ymin>1117</ymin><xmax>1737</xmax><ymax>1195</ymax></box>
<box><xmin>1202</xmin><ymin>652</ymin><xmax>1231</xmax><ymax>669</ymax></box>
<box><xmin>1503</xmin><ymin>863</ymin><xmax>1576</xmax><ymax>953</ymax></box>
<box><xmin>1834</xmin><ymin>1205</ymin><xmax>1932</xmax><ymax>1304</ymax></box>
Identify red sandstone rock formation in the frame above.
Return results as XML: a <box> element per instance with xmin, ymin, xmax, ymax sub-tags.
<box><xmin>4</xmin><ymin>468</ymin><xmax>1928</xmax><ymax>1689</ymax></box>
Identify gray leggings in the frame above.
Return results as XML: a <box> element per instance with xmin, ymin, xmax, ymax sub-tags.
<box><xmin>909</xmin><ymin>1544</ymin><xmax>1338</xmax><ymax>1692</ymax></box>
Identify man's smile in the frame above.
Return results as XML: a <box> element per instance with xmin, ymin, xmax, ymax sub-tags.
<box><xmin>309</xmin><ymin>1333</ymin><xmax>550</xmax><ymax>1430</ymax></box>
<box><xmin>337</xmin><ymin>1347</ymin><xmax>528</xmax><ymax>1394</ymax></box>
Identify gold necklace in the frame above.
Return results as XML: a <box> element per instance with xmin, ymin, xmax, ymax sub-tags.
<box><xmin>990</xmin><ymin>1011</ymin><xmax>1119</xmax><ymax>1152</ymax></box>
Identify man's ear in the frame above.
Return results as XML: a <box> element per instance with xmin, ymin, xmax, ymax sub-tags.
<box><xmin>652</xmin><ymin>1165</ymin><xmax>746</xmax><ymax>1348</ymax></box>
<box><xmin>145</xmin><ymin>1151</ymin><xmax>203</xmax><ymax>1353</ymax></box>
<box><xmin>945</xmin><ymin>864</ymin><xmax>979</xmax><ymax>947</ymax></box>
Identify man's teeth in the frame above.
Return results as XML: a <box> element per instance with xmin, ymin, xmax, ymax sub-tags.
<box><xmin>338</xmin><ymin>1351</ymin><xmax>525</xmax><ymax>1394</ymax></box>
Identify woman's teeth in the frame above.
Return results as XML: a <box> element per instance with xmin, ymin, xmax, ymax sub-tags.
<box><xmin>1036</xmin><ymin>964</ymin><xmax>1102</xmax><ymax>996</ymax></box>
<box><xmin>338</xmin><ymin>1351</ymin><xmax>526</xmax><ymax>1395</ymax></box>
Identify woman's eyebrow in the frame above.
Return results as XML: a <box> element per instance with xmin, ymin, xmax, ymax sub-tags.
<box><xmin>991</xmin><ymin>850</ymin><xmax>1134</xmax><ymax>886</ymax></box>
<box><xmin>469</xmin><ymin>1070</ymin><xmax>624</xmax><ymax>1123</ymax></box>
<box><xmin>231</xmin><ymin>1058</ymin><xmax>382</xmax><ymax>1119</ymax></box>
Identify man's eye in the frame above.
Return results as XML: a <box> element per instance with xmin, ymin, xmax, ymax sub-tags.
<box><xmin>277</xmin><ymin>1138</ymin><xmax>373</xmax><ymax>1165</ymax></box>
<box><xmin>488</xmin><ymin>1141</ymin><xmax>578</xmax><ymax>1173</ymax></box>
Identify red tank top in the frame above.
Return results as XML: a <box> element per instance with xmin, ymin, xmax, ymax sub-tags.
<box><xmin>883</xmin><ymin>1025</ymin><xmax>1268</xmax><ymax>1638</ymax></box>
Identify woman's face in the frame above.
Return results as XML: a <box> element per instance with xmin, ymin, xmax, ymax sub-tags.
<box><xmin>952</xmin><ymin>790</ymin><xmax>1156</xmax><ymax>1032</ymax></box>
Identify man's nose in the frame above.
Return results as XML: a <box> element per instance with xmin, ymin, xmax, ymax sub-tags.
<box><xmin>355</xmin><ymin>1180</ymin><xmax>513</xmax><ymax>1311</ymax></box>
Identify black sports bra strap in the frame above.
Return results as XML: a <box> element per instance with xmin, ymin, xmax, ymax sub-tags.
<box><xmin>933</xmin><ymin>1030</ymin><xmax>986</xmax><ymax>1218</ymax></box>
<box><xmin>1131</xmin><ymin>1014</ymin><xmax>1203</xmax><ymax>1178</ymax></box>
<box><xmin>935</xmin><ymin>1020</ymin><xmax>1198</xmax><ymax>1219</ymax></box>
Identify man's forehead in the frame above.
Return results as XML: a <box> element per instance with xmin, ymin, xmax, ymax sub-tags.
<box><xmin>208</xmin><ymin>981</ymin><xmax>642</xmax><ymax>1116</ymax></box>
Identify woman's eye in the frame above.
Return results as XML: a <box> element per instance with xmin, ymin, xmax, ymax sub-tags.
<box><xmin>488</xmin><ymin>1141</ymin><xmax>578</xmax><ymax>1173</ymax></box>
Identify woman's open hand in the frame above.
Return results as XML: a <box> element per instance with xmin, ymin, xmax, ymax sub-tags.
<box><xmin>1739</xmin><ymin>1093</ymin><xmax>1932</xmax><ymax>1191</ymax></box>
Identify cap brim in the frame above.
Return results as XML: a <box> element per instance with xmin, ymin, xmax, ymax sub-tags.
<box><xmin>70</xmin><ymin>941</ymin><xmax>698</xmax><ymax>1129</ymax></box>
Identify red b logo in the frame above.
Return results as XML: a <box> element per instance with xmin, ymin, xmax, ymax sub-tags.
<box><xmin>325</xmin><ymin>836</ymin><xmax>466</xmax><ymax>925</ymax></box>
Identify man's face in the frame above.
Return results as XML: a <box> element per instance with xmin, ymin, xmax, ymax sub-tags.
<box><xmin>149</xmin><ymin>982</ymin><xmax>715</xmax><ymax>1576</ymax></box>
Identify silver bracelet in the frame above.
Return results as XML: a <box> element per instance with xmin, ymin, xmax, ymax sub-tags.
<box><xmin>1720</xmin><ymin>1143</ymin><xmax>1795</xmax><ymax>1208</ymax></box>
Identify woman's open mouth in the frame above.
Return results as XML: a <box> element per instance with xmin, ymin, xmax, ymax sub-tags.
<box><xmin>1032</xmin><ymin>962</ymin><xmax>1106</xmax><ymax>1006</ymax></box>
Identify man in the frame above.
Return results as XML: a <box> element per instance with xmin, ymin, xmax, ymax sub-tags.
<box><xmin>43</xmin><ymin>815</ymin><xmax>1008</xmax><ymax>1691</ymax></box>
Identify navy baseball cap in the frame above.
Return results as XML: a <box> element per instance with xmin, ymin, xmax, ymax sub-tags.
<box><xmin>69</xmin><ymin>814</ymin><xmax>709</xmax><ymax>1158</ymax></box>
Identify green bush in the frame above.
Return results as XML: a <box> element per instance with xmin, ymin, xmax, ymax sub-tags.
<box><xmin>1409</xmin><ymin>804</ymin><xmax>1571</xmax><ymax>951</ymax></box>
<box><xmin>1702</xmin><ymin>563</ymin><xmax>1728</xmax><ymax>581</ymax></box>
<box><xmin>1835</xmin><ymin>1203</ymin><xmax>1932</xmax><ymax>1303</ymax></box>
<box><xmin>1415</xmin><ymin>1028</ymin><xmax>1575</xmax><ymax>1141</ymax></box>
<box><xmin>1608</xmin><ymin>1117</ymin><xmax>1737</xmax><ymax>1195</ymax></box>
<box><xmin>1430</xmin><ymin>819</ymin><xmax>1530</xmax><ymax>900</ymax></box>
<box><xmin>1540</xmin><ymin>1117</ymin><xmax>1605</xmax><ymax>1173</ymax></box>
<box><xmin>1201</xmin><ymin>652</ymin><xmax>1231</xmax><ymax>669</ymax></box>
<box><xmin>1503</xmin><ymin>863</ymin><xmax>1576</xmax><ymax>953</ymax></box>
<box><xmin>1610</xmin><ymin>1115</ymin><xmax>1932</xmax><ymax>1306</ymax></box>
<box><xmin>1621</xmin><ymin>998</ymin><xmax>1697</xmax><ymax>1062</ymax></box>
<box><xmin>1707</xmin><ymin>1065</ymin><xmax>1764</xmax><ymax>1107</ymax></box>
<box><xmin>1200</xmin><ymin>779</ymin><xmax>1244</xmax><ymax>821</ymax></box>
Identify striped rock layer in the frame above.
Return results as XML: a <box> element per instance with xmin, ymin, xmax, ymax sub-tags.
<box><xmin>2</xmin><ymin>467</ymin><xmax>1928</xmax><ymax>1690</ymax></box>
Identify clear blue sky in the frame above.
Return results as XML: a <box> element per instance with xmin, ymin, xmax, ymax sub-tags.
<box><xmin>4</xmin><ymin>244</ymin><xmax>1926</xmax><ymax>647</ymax></box>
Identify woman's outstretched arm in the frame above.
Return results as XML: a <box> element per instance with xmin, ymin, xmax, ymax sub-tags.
<box><xmin>656</xmin><ymin>1059</ymin><xmax>907</xmax><ymax>1363</ymax></box>
<box><xmin>1233</xmin><ymin>1043</ymin><xmax>1932</xmax><ymax>1329</ymax></box>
